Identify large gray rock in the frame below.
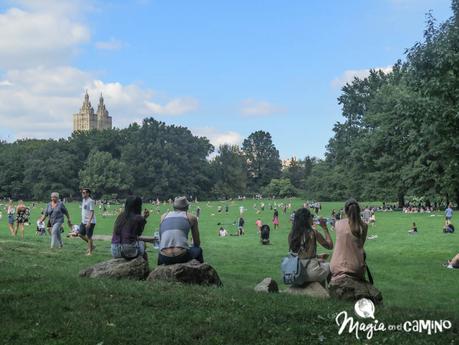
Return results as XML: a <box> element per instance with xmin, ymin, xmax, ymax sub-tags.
<box><xmin>254</xmin><ymin>277</ymin><xmax>279</xmax><ymax>293</ymax></box>
<box><xmin>79</xmin><ymin>257</ymin><xmax>149</xmax><ymax>280</ymax></box>
<box><xmin>284</xmin><ymin>282</ymin><xmax>330</xmax><ymax>299</ymax></box>
<box><xmin>147</xmin><ymin>260</ymin><xmax>222</xmax><ymax>287</ymax></box>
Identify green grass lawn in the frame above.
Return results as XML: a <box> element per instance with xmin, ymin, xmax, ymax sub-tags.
<box><xmin>0</xmin><ymin>199</ymin><xmax>457</xmax><ymax>344</ymax></box>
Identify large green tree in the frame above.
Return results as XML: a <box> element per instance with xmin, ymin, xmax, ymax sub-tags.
<box><xmin>242</xmin><ymin>130</ymin><xmax>282</xmax><ymax>191</ymax></box>
<box><xmin>79</xmin><ymin>151</ymin><xmax>133</xmax><ymax>198</ymax></box>
<box><xmin>211</xmin><ymin>144</ymin><xmax>247</xmax><ymax>198</ymax></box>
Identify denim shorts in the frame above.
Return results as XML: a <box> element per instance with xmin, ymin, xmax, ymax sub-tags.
<box><xmin>111</xmin><ymin>241</ymin><xmax>145</xmax><ymax>259</ymax></box>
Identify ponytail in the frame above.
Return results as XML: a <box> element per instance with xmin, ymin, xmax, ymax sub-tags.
<box><xmin>345</xmin><ymin>199</ymin><xmax>365</xmax><ymax>238</ymax></box>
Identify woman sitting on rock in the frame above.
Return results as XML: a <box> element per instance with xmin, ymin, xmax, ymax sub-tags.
<box><xmin>111</xmin><ymin>196</ymin><xmax>150</xmax><ymax>260</ymax></box>
<box><xmin>288</xmin><ymin>208</ymin><xmax>333</xmax><ymax>286</ymax></box>
<box><xmin>329</xmin><ymin>199</ymin><xmax>383</xmax><ymax>304</ymax></box>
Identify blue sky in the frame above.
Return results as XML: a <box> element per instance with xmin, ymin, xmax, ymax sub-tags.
<box><xmin>0</xmin><ymin>0</ymin><xmax>453</xmax><ymax>158</ymax></box>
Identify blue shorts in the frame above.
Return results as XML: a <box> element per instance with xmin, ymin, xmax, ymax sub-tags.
<box><xmin>8</xmin><ymin>215</ymin><xmax>14</xmax><ymax>225</ymax></box>
<box><xmin>111</xmin><ymin>241</ymin><xmax>145</xmax><ymax>259</ymax></box>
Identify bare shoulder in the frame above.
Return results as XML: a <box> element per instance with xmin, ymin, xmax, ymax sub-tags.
<box><xmin>187</xmin><ymin>213</ymin><xmax>198</xmax><ymax>224</ymax></box>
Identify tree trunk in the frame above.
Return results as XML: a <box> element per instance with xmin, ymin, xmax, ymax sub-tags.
<box><xmin>398</xmin><ymin>193</ymin><xmax>405</xmax><ymax>208</ymax></box>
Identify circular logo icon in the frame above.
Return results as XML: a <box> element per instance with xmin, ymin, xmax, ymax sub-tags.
<box><xmin>354</xmin><ymin>298</ymin><xmax>375</xmax><ymax>319</ymax></box>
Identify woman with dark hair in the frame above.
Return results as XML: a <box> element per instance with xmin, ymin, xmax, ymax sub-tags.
<box><xmin>111</xmin><ymin>196</ymin><xmax>150</xmax><ymax>260</ymax></box>
<box><xmin>288</xmin><ymin>208</ymin><xmax>333</xmax><ymax>285</ymax></box>
<box><xmin>329</xmin><ymin>199</ymin><xmax>382</xmax><ymax>304</ymax></box>
<box><xmin>272</xmin><ymin>209</ymin><xmax>279</xmax><ymax>230</ymax></box>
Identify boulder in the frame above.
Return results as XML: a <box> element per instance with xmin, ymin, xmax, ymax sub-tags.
<box><xmin>147</xmin><ymin>260</ymin><xmax>222</xmax><ymax>287</ymax></box>
<box><xmin>79</xmin><ymin>256</ymin><xmax>149</xmax><ymax>280</ymax></box>
<box><xmin>284</xmin><ymin>282</ymin><xmax>330</xmax><ymax>299</ymax></box>
<box><xmin>254</xmin><ymin>277</ymin><xmax>279</xmax><ymax>293</ymax></box>
<box><xmin>329</xmin><ymin>277</ymin><xmax>383</xmax><ymax>305</ymax></box>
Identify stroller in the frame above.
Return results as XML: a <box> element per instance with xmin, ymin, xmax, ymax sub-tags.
<box><xmin>260</xmin><ymin>224</ymin><xmax>270</xmax><ymax>245</ymax></box>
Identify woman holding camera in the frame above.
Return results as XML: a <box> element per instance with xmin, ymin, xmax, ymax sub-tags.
<box><xmin>288</xmin><ymin>208</ymin><xmax>333</xmax><ymax>285</ymax></box>
<box><xmin>329</xmin><ymin>199</ymin><xmax>382</xmax><ymax>303</ymax></box>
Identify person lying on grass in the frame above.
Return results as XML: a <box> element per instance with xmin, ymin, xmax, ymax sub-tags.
<box><xmin>444</xmin><ymin>253</ymin><xmax>459</xmax><ymax>269</ymax></box>
<box><xmin>111</xmin><ymin>196</ymin><xmax>150</xmax><ymax>261</ymax></box>
<box><xmin>288</xmin><ymin>208</ymin><xmax>333</xmax><ymax>286</ymax></box>
<box><xmin>157</xmin><ymin>196</ymin><xmax>203</xmax><ymax>265</ymax></box>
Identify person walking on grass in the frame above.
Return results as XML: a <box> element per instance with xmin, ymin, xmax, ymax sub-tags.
<box><xmin>273</xmin><ymin>208</ymin><xmax>279</xmax><ymax>230</ymax></box>
<box><xmin>445</xmin><ymin>203</ymin><xmax>453</xmax><ymax>225</ymax></box>
<box><xmin>40</xmin><ymin>192</ymin><xmax>72</xmax><ymax>248</ymax></box>
<box><xmin>7</xmin><ymin>200</ymin><xmax>15</xmax><ymax>236</ymax></box>
<box><xmin>79</xmin><ymin>188</ymin><xmax>96</xmax><ymax>256</ymax></box>
<box><xmin>15</xmin><ymin>200</ymin><xmax>28</xmax><ymax>239</ymax></box>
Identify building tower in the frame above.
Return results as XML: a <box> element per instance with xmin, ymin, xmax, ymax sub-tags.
<box><xmin>73</xmin><ymin>91</ymin><xmax>112</xmax><ymax>132</ymax></box>
<box><xmin>96</xmin><ymin>93</ymin><xmax>112</xmax><ymax>130</ymax></box>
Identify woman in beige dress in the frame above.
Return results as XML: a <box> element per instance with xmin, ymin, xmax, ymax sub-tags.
<box><xmin>330</xmin><ymin>199</ymin><xmax>382</xmax><ymax>303</ymax></box>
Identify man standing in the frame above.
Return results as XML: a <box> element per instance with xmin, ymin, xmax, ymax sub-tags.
<box><xmin>79</xmin><ymin>188</ymin><xmax>96</xmax><ymax>255</ymax></box>
<box><xmin>445</xmin><ymin>203</ymin><xmax>453</xmax><ymax>225</ymax></box>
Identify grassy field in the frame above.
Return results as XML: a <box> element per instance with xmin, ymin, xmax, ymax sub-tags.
<box><xmin>0</xmin><ymin>199</ymin><xmax>457</xmax><ymax>344</ymax></box>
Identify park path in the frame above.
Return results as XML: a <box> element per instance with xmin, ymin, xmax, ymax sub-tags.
<box><xmin>92</xmin><ymin>235</ymin><xmax>112</xmax><ymax>241</ymax></box>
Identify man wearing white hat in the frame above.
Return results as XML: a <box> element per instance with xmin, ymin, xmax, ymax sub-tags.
<box><xmin>158</xmin><ymin>196</ymin><xmax>203</xmax><ymax>265</ymax></box>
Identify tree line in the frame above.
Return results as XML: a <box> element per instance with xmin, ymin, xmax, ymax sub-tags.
<box><xmin>304</xmin><ymin>0</ymin><xmax>459</xmax><ymax>206</ymax></box>
<box><xmin>0</xmin><ymin>119</ymin><xmax>288</xmax><ymax>200</ymax></box>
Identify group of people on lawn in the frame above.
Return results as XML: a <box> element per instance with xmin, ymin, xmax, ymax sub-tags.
<box><xmin>110</xmin><ymin>194</ymin><xmax>381</xmax><ymax>302</ymax></box>
<box><xmin>36</xmin><ymin>190</ymin><xmax>456</xmax><ymax>303</ymax></box>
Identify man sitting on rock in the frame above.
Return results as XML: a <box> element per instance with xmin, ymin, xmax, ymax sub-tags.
<box><xmin>158</xmin><ymin>196</ymin><xmax>204</xmax><ymax>265</ymax></box>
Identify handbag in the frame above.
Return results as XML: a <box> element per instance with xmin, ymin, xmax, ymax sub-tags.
<box><xmin>281</xmin><ymin>253</ymin><xmax>304</xmax><ymax>285</ymax></box>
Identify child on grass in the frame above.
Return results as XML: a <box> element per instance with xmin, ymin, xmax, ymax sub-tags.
<box><xmin>408</xmin><ymin>222</ymin><xmax>417</xmax><ymax>234</ymax></box>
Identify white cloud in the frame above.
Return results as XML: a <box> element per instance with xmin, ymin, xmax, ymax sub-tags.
<box><xmin>331</xmin><ymin>65</ymin><xmax>393</xmax><ymax>88</ymax></box>
<box><xmin>145</xmin><ymin>97</ymin><xmax>199</xmax><ymax>116</ymax></box>
<box><xmin>0</xmin><ymin>66</ymin><xmax>199</xmax><ymax>139</ymax></box>
<box><xmin>191</xmin><ymin>127</ymin><xmax>242</xmax><ymax>147</ymax></box>
<box><xmin>240</xmin><ymin>99</ymin><xmax>286</xmax><ymax>116</ymax></box>
<box><xmin>0</xmin><ymin>1</ymin><xmax>198</xmax><ymax>140</ymax></box>
<box><xmin>95</xmin><ymin>38</ymin><xmax>124</xmax><ymax>51</ymax></box>
<box><xmin>0</xmin><ymin>5</ymin><xmax>90</xmax><ymax>69</ymax></box>
<box><xmin>0</xmin><ymin>80</ymin><xmax>13</xmax><ymax>87</ymax></box>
